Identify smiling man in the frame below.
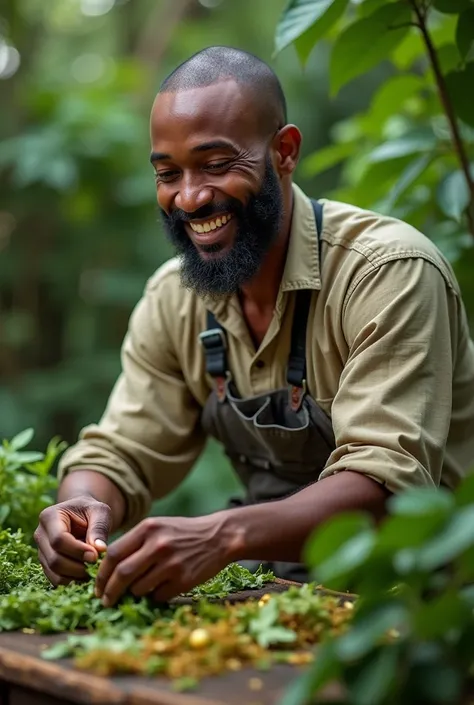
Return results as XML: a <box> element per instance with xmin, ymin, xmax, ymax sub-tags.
<box><xmin>35</xmin><ymin>47</ymin><xmax>474</xmax><ymax>607</ymax></box>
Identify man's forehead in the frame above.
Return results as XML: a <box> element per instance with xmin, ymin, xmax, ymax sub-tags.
<box><xmin>150</xmin><ymin>80</ymin><xmax>260</xmax><ymax>144</ymax></box>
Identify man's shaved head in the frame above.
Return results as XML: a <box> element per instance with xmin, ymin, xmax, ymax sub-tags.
<box><xmin>159</xmin><ymin>46</ymin><xmax>287</xmax><ymax>135</ymax></box>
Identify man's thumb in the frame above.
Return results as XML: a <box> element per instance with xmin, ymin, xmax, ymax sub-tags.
<box><xmin>85</xmin><ymin>503</ymin><xmax>111</xmax><ymax>553</ymax></box>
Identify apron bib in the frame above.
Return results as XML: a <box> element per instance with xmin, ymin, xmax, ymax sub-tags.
<box><xmin>199</xmin><ymin>201</ymin><xmax>336</xmax><ymax>582</ymax></box>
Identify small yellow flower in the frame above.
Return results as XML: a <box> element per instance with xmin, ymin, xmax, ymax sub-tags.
<box><xmin>189</xmin><ymin>628</ymin><xmax>211</xmax><ymax>649</ymax></box>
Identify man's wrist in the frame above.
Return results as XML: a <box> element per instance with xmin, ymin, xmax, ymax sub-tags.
<box><xmin>213</xmin><ymin>507</ymin><xmax>248</xmax><ymax>564</ymax></box>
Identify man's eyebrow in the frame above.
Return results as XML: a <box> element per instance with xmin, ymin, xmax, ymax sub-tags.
<box><xmin>150</xmin><ymin>140</ymin><xmax>238</xmax><ymax>164</ymax></box>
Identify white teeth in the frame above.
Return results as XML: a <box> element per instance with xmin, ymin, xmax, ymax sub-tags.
<box><xmin>190</xmin><ymin>214</ymin><xmax>232</xmax><ymax>234</ymax></box>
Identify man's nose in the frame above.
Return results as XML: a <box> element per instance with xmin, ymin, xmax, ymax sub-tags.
<box><xmin>174</xmin><ymin>178</ymin><xmax>214</xmax><ymax>214</ymax></box>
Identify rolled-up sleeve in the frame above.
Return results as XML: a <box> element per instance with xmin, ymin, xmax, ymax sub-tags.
<box><xmin>58</xmin><ymin>274</ymin><xmax>206</xmax><ymax>528</ymax></box>
<box><xmin>320</xmin><ymin>256</ymin><xmax>458</xmax><ymax>492</ymax></box>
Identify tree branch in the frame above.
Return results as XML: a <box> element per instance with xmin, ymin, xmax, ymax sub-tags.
<box><xmin>410</xmin><ymin>0</ymin><xmax>474</xmax><ymax>236</ymax></box>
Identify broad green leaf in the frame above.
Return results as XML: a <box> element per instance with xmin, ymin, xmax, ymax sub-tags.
<box><xmin>275</xmin><ymin>0</ymin><xmax>339</xmax><ymax>54</ymax></box>
<box><xmin>330</xmin><ymin>3</ymin><xmax>412</xmax><ymax>95</ymax></box>
<box><xmin>356</xmin><ymin>0</ymin><xmax>387</xmax><ymax>18</ymax></box>
<box><xmin>437</xmin><ymin>170</ymin><xmax>471</xmax><ymax>222</ymax></box>
<box><xmin>315</xmin><ymin>530</ymin><xmax>376</xmax><ymax>587</ymax></box>
<box><xmin>9</xmin><ymin>428</ymin><xmax>34</xmax><ymax>452</ymax></box>
<box><xmin>294</xmin><ymin>0</ymin><xmax>349</xmax><ymax>64</ymax></box>
<box><xmin>303</xmin><ymin>512</ymin><xmax>373</xmax><ymax>568</ymax></box>
<box><xmin>368</xmin><ymin>129</ymin><xmax>437</xmax><ymax>163</ymax></box>
<box><xmin>433</xmin><ymin>0</ymin><xmax>473</xmax><ymax>13</ymax></box>
<box><xmin>437</xmin><ymin>43</ymin><xmax>463</xmax><ymax>74</ymax></box>
<box><xmin>15</xmin><ymin>452</ymin><xmax>45</xmax><ymax>465</ymax></box>
<box><xmin>350</xmin><ymin>647</ymin><xmax>399</xmax><ymax>705</ymax></box>
<box><xmin>446</xmin><ymin>63</ymin><xmax>474</xmax><ymax>127</ymax></box>
<box><xmin>368</xmin><ymin>74</ymin><xmax>425</xmax><ymax>127</ymax></box>
<box><xmin>456</xmin><ymin>9</ymin><xmax>474</xmax><ymax>60</ymax></box>
<box><xmin>388</xmin><ymin>487</ymin><xmax>455</xmax><ymax>516</ymax></box>
<box><xmin>385</xmin><ymin>154</ymin><xmax>433</xmax><ymax>209</ymax></box>
<box><xmin>455</xmin><ymin>473</ymin><xmax>474</xmax><ymax>505</ymax></box>
<box><xmin>301</xmin><ymin>141</ymin><xmax>354</xmax><ymax>176</ymax></box>
<box><xmin>0</xmin><ymin>506</ymin><xmax>10</xmax><ymax>526</ymax></box>
<box><xmin>336</xmin><ymin>603</ymin><xmax>408</xmax><ymax>660</ymax></box>
<box><xmin>416</xmin><ymin>505</ymin><xmax>474</xmax><ymax>570</ymax></box>
<box><xmin>378</xmin><ymin>511</ymin><xmax>449</xmax><ymax>551</ymax></box>
<box><xmin>413</xmin><ymin>591</ymin><xmax>469</xmax><ymax>640</ymax></box>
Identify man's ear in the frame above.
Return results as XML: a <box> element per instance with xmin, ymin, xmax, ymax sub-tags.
<box><xmin>272</xmin><ymin>125</ymin><xmax>302</xmax><ymax>177</ymax></box>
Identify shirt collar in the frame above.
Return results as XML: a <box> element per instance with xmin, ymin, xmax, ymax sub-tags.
<box><xmin>280</xmin><ymin>183</ymin><xmax>321</xmax><ymax>292</ymax></box>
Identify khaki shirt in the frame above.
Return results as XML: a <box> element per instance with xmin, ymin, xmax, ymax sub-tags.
<box><xmin>59</xmin><ymin>184</ymin><xmax>474</xmax><ymax>527</ymax></box>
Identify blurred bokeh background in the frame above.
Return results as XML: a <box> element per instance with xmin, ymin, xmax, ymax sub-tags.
<box><xmin>0</xmin><ymin>0</ymin><xmax>472</xmax><ymax>518</ymax></box>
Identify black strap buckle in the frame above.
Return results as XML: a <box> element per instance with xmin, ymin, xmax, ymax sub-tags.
<box><xmin>198</xmin><ymin>328</ymin><xmax>227</xmax><ymax>352</ymax></box>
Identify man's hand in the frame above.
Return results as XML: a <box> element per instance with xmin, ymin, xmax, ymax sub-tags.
<box><xmin>34</xmin><ymin>496</ymin><xmax>112</xmax><ymax>586</ymax></box>
<box><xmin>94</xmin><ymin>515</ymin><xmax>229</xmax><ymax>606</ymax></box>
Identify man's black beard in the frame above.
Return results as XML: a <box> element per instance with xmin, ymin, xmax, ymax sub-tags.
<box><xmin>160</xmin><ymin>156</ymin><xmax>284</xmax><ymax>297</ymax></box>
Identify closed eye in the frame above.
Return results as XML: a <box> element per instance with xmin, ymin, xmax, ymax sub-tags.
<box><xmin>154</xmin><ymin>170</ymin><xmax>179</xmax><ymax>183</ymax></box>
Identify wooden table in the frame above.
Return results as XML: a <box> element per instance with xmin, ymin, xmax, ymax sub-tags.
<box><xmin>0</xmin><ymin>581</ymin><xmax>351</xmax><ymax>705</ymax></box>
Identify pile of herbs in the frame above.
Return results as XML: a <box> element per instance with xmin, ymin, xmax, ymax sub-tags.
<box><xmin>281</xmin><ymin>476</ymin><xmax>474</xmax><ymax>705</ymax></box>
<box><xmin>0</xmin><ymin>429</ymin><xmax>278</xmax><ymax>638</ymax></box>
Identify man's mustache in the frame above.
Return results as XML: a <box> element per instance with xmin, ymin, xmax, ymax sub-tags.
<box><xmin>162</xmin><ymin>199</ymin><xmax>243</xmax><ymax>226</ymax></box>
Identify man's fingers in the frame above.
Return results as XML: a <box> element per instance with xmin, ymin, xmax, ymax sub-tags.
<box><xmin>95</xmin><ymin>526</ymin><xmax>146</xmax><ymax>599</ymax></box>
<box><xmin>38</xmin><ymin>511</ymin><xmax>92</xmax><ymax>562</ymax></box>
<box><xmin>85</xmin><ymin>502</ymin><xmax>112</xmax><ymax>552</ymax></box>
<box><xmin>38</xmin><ymin>535</ymin><xmax>89</xmax><ymax>581</ymax></box>
<box><xmin>152</xmin><ymin>580</ymin><xmax>181</xmax><ymax>604</ymax></box>
<box><xmin>99</xmin><ymin>546</ymin><xmax>157</xmax><ymax>607</ymax></box>
<box><xmin>131</xmin><ymin>563</ymin><xmax>174</xmax><ymax>598</ymax></box>
<box><xmin>37</xmin><ymin>550</ymin><xmax>70</xmax><ymax>587</ymax></box>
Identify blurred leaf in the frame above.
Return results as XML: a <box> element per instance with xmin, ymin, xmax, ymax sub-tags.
<box><xmin>9</xmin><ymin>429</ymin><xmax>34</xmax><ymax>452</ymax></box>
<box><xmin>388</xmin><ymin>487</ymin><xmax>455</xmax><ymax>516</ymax></box>
<box><xmin>416</xmin><ymin>505</ymin><xmax>474</xmax><ymax>570</ymax></box>
<box><xmin>294</xmin><ymin>0</ymin><xmax>349</xmax><ymax>64</ymax></box>
<box><xmin>315</xmin><ymin>530</ymin><xmax>376</xmax><ymax>588</ymax></box>
<box><xmin>336</xmin><ymin>603</ymin><xmax>408</xmax><ymax>660</ymax></box>
<box><xmin>413</xmin><ymin>591</ymin><xmax>469</xmax><ymax>640</ymax></box>
<box><xmin>368</xmin><ymin>129</ymin><xmax>437</xmax><ymax>162</ymax></box>
<box><xmin>456</xmin><ymin>8</ymin><xmax>474</xmax><ymax>59</ymax></box>
<box><xmin>446</xmin><ymin>62</ymin><xmax>474</xmax><ymax>126</ymax></box>
<box><xmin>433</xmin><ymin>0</ymin><xmax>473</xmax><ymax>13</ymax></box>
<box><xmin>301</xmin><ymin>141</ymin><xmax>354</xmax><ymax>176</ymax></box>
<box><xmin>455</xmin><ymin>473</ymin><xmax>474</xmax><ymax>505</ymax></box>
<box><xmin>437</xmin><ymin>170</ymin><xmax>471</xmax><ymax>222</ymax></box>
<box><xmin>330</xmin><ymin>3</ymin><xmax>412</xmax><ymax>95</ymax></box>
<box><xmin>350</xmin><ymin>647</ymin><xmax>399</xmax><ymax>705</ymax></box>
<box><xmin>303</xmin><ymin>512</ymin><xmax>373</xmax><ymax>568</ymax></box>
<box><xmin>368</xmin><ymin>74</ymin><xmax>425</xmax><ymax>127</ymax></box>
<box><xmin>378</xmin><ymin>512</ymin><xmax>450</xmax><ymax>551</ymax></box>
<box><xmin>274</xmin><ymin>0</ymin><xmax>342</xmax><ymax>53</ymax></box>
<box><xmin>385</xmin><ymin>154</ymin><xmax>433</xmax><ymax>209</ymax></box>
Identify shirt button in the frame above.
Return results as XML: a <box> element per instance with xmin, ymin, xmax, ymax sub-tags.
<box><xmin>255</xmin><ymin>359</ymin><xmax>265</xmax><ymax>369</ymax></box>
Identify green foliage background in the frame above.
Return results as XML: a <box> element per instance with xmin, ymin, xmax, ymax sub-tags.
<box><xmin>0</xmin><ymin>0</ymin><xmax>473</xmax><ymax>519</ymax></box>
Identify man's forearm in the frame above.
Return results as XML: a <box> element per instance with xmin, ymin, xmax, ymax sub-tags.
<box><xmin>58</xmin><ymin>470</ymin><xmax>127</xmax><ymax>532</ymax></box>
<box><xmin>219</xmin><ymin>471</ymin><xmax>390</xmax><ymax>564</ymax></box>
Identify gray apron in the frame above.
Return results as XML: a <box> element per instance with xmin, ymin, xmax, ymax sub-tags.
<box><xmin>199</xmin><ymin>201</ymin><xmax>336</xmax><ymax>582</ymax></box>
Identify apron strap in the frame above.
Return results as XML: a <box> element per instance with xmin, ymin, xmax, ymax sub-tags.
<box><xmin>287</xmin><ymin>199</ymin><xmax>323</xmax><ymax>410</ymax></box>
<box><xmin>199</xmin><ymin>199</ymin><xmax>324</xmax><ymax>405</ymax></box>
<box><xmin>198</xmin><ymin>311</ymin><xmax>228</xmax><ymax>401</ymax></box>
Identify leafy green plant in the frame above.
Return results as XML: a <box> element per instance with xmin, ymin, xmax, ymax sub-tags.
<box><xmin>281</xmin><ymin>477</ymin><xmax>474</xmax><ymax>705</ymax></box>
<box><xmin>0</xmin><ymin>428</ymin><xmax>66</xmax><ymax>543</ymax></box>
<box><xmin>275</xmin><ymin>0</ymin><xmax>474</xmax><ymax>311</ymax></box>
